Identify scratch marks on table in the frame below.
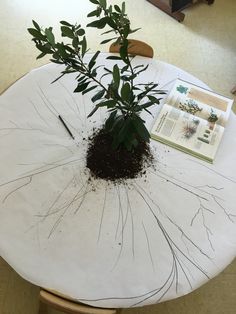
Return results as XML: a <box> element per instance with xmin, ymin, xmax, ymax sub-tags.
<box><xmin>148</xmin><ymin>169</ymin><xmax>208</xmax><ymax>201</ymax></box>
<box><xmin>187</xmin><ymin>158</ymin><xmax>236</xmax><ymax>184</ymax></box>
<box><xmin>0</xmin><ymin>157</ymin><xmax>84</xmax><ymax>190</ymax></box>
<box><xmin>191</xmin><ymin>198</ymin><xmax>215</xmax><ymax>251</ymax></box>
<box><xmin>28</xmin><ymin>98</ymin><xmax>51</xmax><ymax>127</ymax></box>
<box><xmin>37</xmin><ymin>84</ymin><xmax>59</xmax><ymax>118</ymax></box>
<box><xmin>129</xmin><ymin>181</ymin><xmax>210</xmax><ymax>305</ymax></box>
<box><xmin>0</xmin><ymin>124</ymin><xmax>50</xmax><ymax>136</ymax></box>
<box><xmin>73</xmin><ymin>179</ymin><xmax>91</xmax><ymax>215</ymax></box>
<box><xmin>97</xmin><ymin>183</ymin><xmax>108</xmax><ymax>243</ymax></box>
<box><xmin>125</xmin><ymin>186</ymin><xmax>135</xmax><ymax>260</ymax></box>
<box><xmin>142</xmin><ymin>221</ymin><xmax>155</xmax><ymax>272</ymax></box>
<box><xmin>111</xmin><ymin>185</ymin><xmax>125</xmax><ymax>271</ymax></box>
<box><xmin>38</xmin><ymin>176</ymin><xmax>92</xmax><ymax>239</ymax></box>
<box><xmin>44</xmin><ymin>70</ymin><xmax>83</xmax><ymax>120</ymax></box>
<box><xmin>42</xmin><ymin>142</ymin><xmax>75</xmax><ymax>155</ymax></box>
<box><xmin>2</xmin><ymin>176</ymin><xmax>32</xmax><ymax>203</ymax></box>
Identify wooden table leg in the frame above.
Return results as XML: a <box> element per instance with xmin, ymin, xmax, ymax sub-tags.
<box><xmin>147</xmin><ymin>0</ymin><xmax>185</xmax><ymax>22</ymax></box>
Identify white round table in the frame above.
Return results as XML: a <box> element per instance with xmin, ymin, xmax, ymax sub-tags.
<box><xmin>0</xmin><ymin>53</ymin><xmax>235</xmax><ymax>308</ymax></box>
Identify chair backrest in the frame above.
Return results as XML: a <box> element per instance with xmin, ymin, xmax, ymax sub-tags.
<box><xmin>109</xmin><ymin>39</ymin><xmax>154</xmax><ymax>58</ymax></box>
<box><xmin>39</xmin><ymin>289</ymin><xmax>119</xmax><ymax>314</ymax></box>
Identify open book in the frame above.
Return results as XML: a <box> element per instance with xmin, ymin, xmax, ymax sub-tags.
<box><xmin>151</xmin><ymin>79</ymin><xmax>234</xmax><ymax>163</ymax></box>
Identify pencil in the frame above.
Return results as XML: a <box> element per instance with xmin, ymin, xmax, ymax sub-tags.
<box><xmin>58</xmin><ymin>115</ymin><xmax>75</xmax><ymax>139</ymax></box>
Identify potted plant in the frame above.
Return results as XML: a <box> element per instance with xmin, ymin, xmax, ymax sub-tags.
<box><xmin>28</xmin><ymin>0</ymin><xmax>165</xmax><ymax>181</ymax></box>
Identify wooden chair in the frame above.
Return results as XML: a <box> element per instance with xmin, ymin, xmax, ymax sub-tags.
<box><xmin>109</xmin><ymin>39</ymin><xmax>154</xmax><ymax>58</ymax></box>
<box><xmin>38</xmin><ymin>289</ymin><xmax>121</xmax><ymax>314</ymax></box>
<box><xmin>146</xmin><ymin>0</ymin><xmax>215</xmax><ymax>22</ymax></box>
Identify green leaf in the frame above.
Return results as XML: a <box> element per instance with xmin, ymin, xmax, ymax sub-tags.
<box><xmin>81</xmin><ymin>36</ymin><xmax>87</xmax><ymax>57</ymax></box>
<box><xmin>131</xmin><ymin>115</ymin><xmax>150</xmax><ymax>142</ymax></box>
<box><xmin>100</xmin><ymin>72</ymin><xmax>111</xmax><ymax>80</ymax></box>
<box><xmin>75</xmin><ymin>24</ymin><xmax>82</xmax><ymax>30</ymax></box>
<box><xmin>61</xmin><ymin>26</ymin><xmax>74</xmax><ymax>38</ymax></box>
<box><xmin>147</xmin><ymin>95</ymin><xmax>161</xmax><ymax>104</ymax></box>
<box><xmin>114</xmin><ymin>5</ymin><xmax>121</xmax><ymax>12</ymax></box>
<box><xmin>76</xmin><ymin>28</ymin><xmax>85</xmax><ymax>36</ymax></box>
<box><xmin>117</xmin><ymin>118</ymin><xmax>132</xmax><ymax>143</ymax></box>
<box><xmin>64</xmin><ymin>45</ymin><xmax>75</xmax><ymax>54</ymax></box>
<box><xmin>122</xmin><ymin>1</ymin><xmax>126</xmax><ymax>14</ymax></box>
<box><xmin>36</xmin><ymin>44</ymin><xmax>53</xmax><ymax>54</ymax></box>
<box><xmin>119</xmin><ymin>41</ymin><xmax>128</xmax><ymax>63</ymax></box>
<box><xmin>97</xmin><ymin>99</ymin><xmax>117</xmax><ymax>108</ymax></box>
<box><xmin>135</xmin><ymin>64</ymin><xmax>149</xmax><ymax>76</ymax></box>
<box><xmin>123</xmin><ymin>23</ymin><xmax>130</xmax><ymax>38</ymax></box>
<box><xmin>106</xmin><ymin>56</ymin><xmax>122</xmax><ymax>60</ymax></box>
<box><xmin>134</xmin><ymin>101</ymin><xmax>154</xmax><ymax>112</ymax></box>
<box><xmin>74</xmin><ymin>82</ymin><xmax>90</xmax><ymax>93</ymax></box>
<box><xmin>50</xmin><ymin>59</ymin><xmax>64</xmax><ymax>64</ymax></box>
<box><xmin>108</xmin><ymin>5</ymin><xmax>113</xmax><ymax>13</ymax></box>
<box><xmin>45</xmin><ymin>28</ymin><xmax>55</xmax><ymax>46</ymax></box>
<box><xmin>36</xmin><ymin>52</ymin><xmax>46</xmax><ymax>59</ymax></box>
<box><xmin>104</xmin><ymin>67</ymin><xmax>112</xmax><ymax>73</ymax></box>
<box><xmin>137</xmin><ymin>84</ymin><xmax>158</xmax><ymax>101</ymax></box>
<box><xmin>82</xmin><ymin>85</ymin><xmax>97</xmax><ymax>95</ymax></box>
<box><xmin>91</xmin><ymin>68</ymin><xmax>98</xmax><ymax>77</ymax></box>
<box><xmin>88</xmin><ymin>51</ymin><xmax>100</xmax><ymax>70</ymax></box>
<box><xmin>91</xmin><ymin>89</ymin><xmax>105</xmax><ymax>102</ymax></box>
<box><xmin>121</xmin><ymin>74</ymin><xmax>136</xmax><ymax>82</ymax></box>
<box><xmin>28</xmin><ymin>28</ymin><xmax>46</xmax><ymax>40</ymax></box>
<box><xmin>62</xmin><ymin>68</ymin><xmax>77</xmax><ymax>74</ymax></box>
<box><xmin>51</xmin><ymin>73</ymin><xmax>66</xmax><ymax>84</ymax></box>
<box><xmin>72</xmin><ymin>37</ymin><xmax>79</xmax><ymax>48</ymax></box>
<box><xmin>76</xmin><ymin>77</ymin><xmax>87</xmax><ymax>85</ymax></box>
<box><xmin>112</xmin><ymin>115</ymin><xmax>124</xmax><ymax>133</ymax></box>
<box><xmin>32</xmin><ymin>20</ymin><xmax>40</xmax><ymax>31</ymax></box>
<box><xmin>106</xmin><ymin>17</ymin><xmax>117</xmax><ymax>29</ymax></box>
<box><xmin>105</xmin><ymin>110</ymin><xmax>117</xmax><ymax>131</ymax></box>
<box><xmin>133</xmin><ymin>65</ymin><xmax>144</xmax><ymax>70</ymax></box>
<box><xmin>101</xmin><ymin>29</ymin><xmax>115</xmax><ymax>35</ymax></box>
<box><xmin>111</xmin><ymin>116</ymin><xmax>125</xmax><ymax>148</ymax></box>
<box><xmin>121</xmin><ymin>64</ymin><xmax>129</xmax><ymax>73</ymax></box>
<box><xmin>100</xmin><ymin>37</ymin><xmax>116</xmax><ymax>44</ymax></box>
<box><xmin>89</xmin><ymin>0</ymin><xmax>99</xmax><ymax>4</ymax></box>
<box><xmin>87</xmin><ymin>10</ymin><xmax>99</xmax><ymax>17</ymax></box>
<box><xmin>129</xmin><ymin>27</ymin><xmax>141</xmax><ymax>34</ymax></box>
<box><xmin>60</xmin><ymin>21</ymin><xmax>73</xmax><ymax>27</ymax></box>
<box><xmin>99</xmin><ymin>0</ymin><xmax>107</xmax><ymax>9</ymax></box>
<box><xmin>55</xmin><ymin>43</ymin><xmax>68</xmax><ymax>58</ymax></box>
<box><xmin>112</xmin><ymin>64</ymin><xmax>120</xmax><ymax>89</ymax></box>
<box><xmin>87</xmin><ymin>105</ymin><xmax>100</xmax><ymax>118</ymax></box>
<box><xmin>87</xmin><ymin>17</ymin><xmax>107</xmax><ymax>29</ymax></box>
<box><xmin>121</xmin><ymin>83</ymin><xmax>130</xmax><ymax>101</ymax></box>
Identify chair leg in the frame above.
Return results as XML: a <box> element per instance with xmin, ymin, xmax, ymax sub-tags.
<box><xmin>38</xmin><ymin>300</ymin><xmax>49</xmax><ymax>314</ymax></box>
<box><xmin>146</xmin><ymin>0</ymin><xmax>185</xmax><ymax>22</ymax></box>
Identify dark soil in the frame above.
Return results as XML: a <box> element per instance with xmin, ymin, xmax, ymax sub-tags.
<box><xmin>86</xmin><ymin>128</ymin><xmax>154</xmax><ymax>181</ymax></box>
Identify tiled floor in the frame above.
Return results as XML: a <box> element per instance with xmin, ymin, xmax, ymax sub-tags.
<box><xmin>0</xmin><ymin>0</ymin><xmax>235</xmax><ymax>313</ymax></box>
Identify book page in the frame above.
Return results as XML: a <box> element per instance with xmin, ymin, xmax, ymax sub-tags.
<box><xmin>151</xmin><ymin>104</ymin><xmax>224</xmax><ymax>161</ymax></box>
<box><xmin>165</xmin><ymin>79</ymin><xmax>233</xmax><ymax>127</ymax></box>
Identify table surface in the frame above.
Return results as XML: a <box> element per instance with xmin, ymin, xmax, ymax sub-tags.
<box><xmin>0</xmin><ymin>53</ymin><xmax>235</xmax><ymax>308</ymax></box>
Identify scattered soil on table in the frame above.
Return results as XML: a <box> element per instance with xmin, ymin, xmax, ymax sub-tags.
<box><xmin>86</xmin><ymin>128</ymin><xmax>154</xmax><ymax>181</ymax></box>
